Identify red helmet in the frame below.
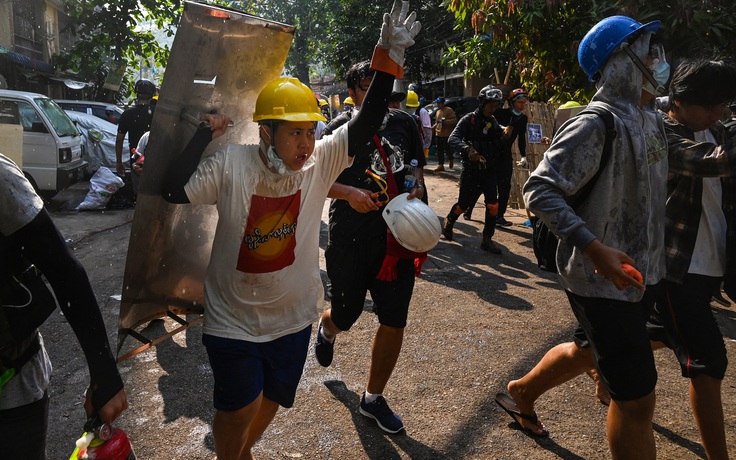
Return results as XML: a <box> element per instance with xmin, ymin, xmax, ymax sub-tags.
<box><xmin>508</xmin><ymin>88</ymin><xmax>528</xmax><ymax>102</ymax></box>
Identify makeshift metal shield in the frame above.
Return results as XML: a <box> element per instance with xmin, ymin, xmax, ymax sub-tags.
<box><xmin>116</xmin><ymin>1</ymin><xmax>295</xmax><ymax>360</ymax></box>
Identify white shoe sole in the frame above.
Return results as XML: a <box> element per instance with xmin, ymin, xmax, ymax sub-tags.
<box><xmin>359</xmin><ymin>406</ymin><xmax>405</xmax><ymax>434</ymax></box>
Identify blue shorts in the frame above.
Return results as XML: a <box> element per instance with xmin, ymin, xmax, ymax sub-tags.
<box><xmin>202</xmin><ymin>326</ymin><xmax>311</xmax><ymax>411</ymax></box>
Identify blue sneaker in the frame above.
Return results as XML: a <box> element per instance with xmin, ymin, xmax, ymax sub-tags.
<box><xmin>359</xmin><ymin>392</ymin><xmax>405</xmax><ymax>433</ymax></box>
<box><xmin>314</xmin><ymin>321</ymin><xmax>334</xmax><ymax>367</ymax></box>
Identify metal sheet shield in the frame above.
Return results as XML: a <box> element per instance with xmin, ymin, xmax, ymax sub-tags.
<box><xmin>117</xmin><ymin>1</ymin><xmax>294</xmax><ymax>356</ymax></box>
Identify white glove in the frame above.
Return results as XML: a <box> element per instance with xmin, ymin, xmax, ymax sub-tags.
<box><xmin>377</xmin><ymin>0</ymin><xmax>421</xmax><ymax>68</ymax></box>
<box><xmin>516</xmin><ymin>156</ymin><xmax>528</xmax><ymax>168</ymax></box>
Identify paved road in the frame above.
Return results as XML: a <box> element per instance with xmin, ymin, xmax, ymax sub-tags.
<box><xmin>40</xmin><ymin>169</ymin><xmax>735</xmax><ymax>459</ymax></box>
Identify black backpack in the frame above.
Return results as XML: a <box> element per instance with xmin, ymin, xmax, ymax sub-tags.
<box><xmin>532</xmin><ymin>106</ymin><xmax>617</xmax><ymax>273</ymax></box>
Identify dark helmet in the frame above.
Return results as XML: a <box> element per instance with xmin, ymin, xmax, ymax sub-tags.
<box><xmin>134</xmin><ymin>79</ymin><xmax>156</xmax><ymax>98</ymax></box>
<box><xmin>478</xmin><ymin>85</ymin><xmax>503</xmax><ymax>103</ymax></box>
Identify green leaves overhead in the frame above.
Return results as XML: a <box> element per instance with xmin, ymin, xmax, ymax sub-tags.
<box><xmin>445</xmin><ymin>0</ymin><xmax>736</xmax><ymax>102</ymax></box>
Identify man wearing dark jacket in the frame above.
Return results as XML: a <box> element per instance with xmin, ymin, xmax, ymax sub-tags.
<box><xmin>492</xmin><ymin>88</ymin><xmax>529</xmax><ymax>226</ymax></box>
<box><xmin>651</xmin><ymin>59</ymin><xmax>736</xmax><ymax>460</ymax></box>
<box><xmin>442</xmin><ymin>85</ymin><xmax>506</xmax><ymax>253</ymax></box>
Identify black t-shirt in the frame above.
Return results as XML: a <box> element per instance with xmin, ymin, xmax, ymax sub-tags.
<box><xmin>324</xmin><ymin>109</ymin><xmax>426</xmax><ymax>244</ymax></box>
<box><xmin>118</xmin><ymin>103</ymin><xmax>154</xmax><ymax>150</ymax></box>
<box><xmin>494</xmin><ymin>108</ymin><xmax>528</xmax><ymax>157</ymax></box>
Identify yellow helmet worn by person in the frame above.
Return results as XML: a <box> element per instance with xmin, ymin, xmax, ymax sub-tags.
<box><xmin>406</xmin><ymin>90</ymin><xmax>420</xmax><ymax>108</ymax></box>
<box><xmin>253</xmin><ymin>77</ymin><xmax>326</xmax><ymax>123</ymax></box>
<box><xmin>318</xmin><ymin>98</ymin><xmax>328</xmax><ymax>107</ymax></box>
<box><xmin>344</xmin><ymin>96</ymin><xmax>354</xmax><ymax>107</ymax></box>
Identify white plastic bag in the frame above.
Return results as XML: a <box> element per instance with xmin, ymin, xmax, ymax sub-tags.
<box><xmin>76</xmin><ymin>167</ymin><xmax>125</xmax><ymax>211</ymax></box>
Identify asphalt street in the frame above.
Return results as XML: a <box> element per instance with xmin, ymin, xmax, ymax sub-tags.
<box><xmin>39</xmin><ymin>165</ymin><xmax>736</xmax><ymax>459</ymax></box>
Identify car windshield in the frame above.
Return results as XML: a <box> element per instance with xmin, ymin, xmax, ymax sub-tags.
<box><xmin>35</xmin><ymin>97</ymin><xmax>79</xmax><ymax>137</ymax></box>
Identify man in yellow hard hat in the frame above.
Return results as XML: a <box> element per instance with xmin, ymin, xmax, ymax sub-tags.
<box><xmin>406</xmin><ymin>90</ymin><xmax>432</xmax><ymax>155</ymax></box>
<box><xmin>343</xmin><ymin>96</ymin><xmax>355</xmax><ymax>112</ymax></box>
<box><xmin>161</xmin><ymin>1</ymin><xmax>420</xmax><ymax>457</ymax></box>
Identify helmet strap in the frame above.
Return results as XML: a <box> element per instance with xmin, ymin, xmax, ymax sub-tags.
<box><xmin>621</xmin><ymin>43</ymin><xmax>666</xmax><ymax>96</ymax></box>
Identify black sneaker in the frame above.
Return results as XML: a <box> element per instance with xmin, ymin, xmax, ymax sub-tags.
<box><xmin>314</xmin><ymin>321</ymin><xmax>334</xmax><ymax>367</ymax></box>
<box><xmin>496</xmin><ymin>217</ymin><xmax>513</xmax><ymax>227</ymax></box>
<box><xmin>359</xmin><ymin>392</ymin><xmax>405</xmax><ymax>433</ymax></box>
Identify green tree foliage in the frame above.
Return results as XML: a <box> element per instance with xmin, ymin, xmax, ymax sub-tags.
<box><xmin>445</xmin><ymin>0</ymin><xmax>736</xmax><ymax>103</ymax></box>
<box><xmin>56</xmin><ymin>0</ymin><xmax>181</xmax><ymax>101</ymax></box>
<box><xmin>222</xmin><ymin>0</ymin><xmax>458</xmax><ymax>84</ymax></box>
<box><xmin>55</xmin><ymin>1</ymin><xmax>459</xmax><ymax>100</ymax></box>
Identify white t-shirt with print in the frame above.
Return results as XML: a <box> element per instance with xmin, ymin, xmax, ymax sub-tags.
<box><xmin>184</xmin><ymin>124</ymin><xmax>351</xmax><ymax>342</ymax></box>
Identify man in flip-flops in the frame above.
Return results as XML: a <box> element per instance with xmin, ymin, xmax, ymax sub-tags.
<box><xmin>519</xmin><ymin>16</ymin><xmax>668</xmax><ymax>459</ymax></box>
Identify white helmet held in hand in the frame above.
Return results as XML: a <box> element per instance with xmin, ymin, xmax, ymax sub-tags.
<box><xmin>382</xmin><ymin>193</ymin><xmax>442</xmax><ymax>252</ymax></box>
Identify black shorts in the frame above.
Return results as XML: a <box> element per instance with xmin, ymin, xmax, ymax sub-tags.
<box><xmin>326</xmin><ymin>237</ymin><xmax>415</xmax><ymax>331</ymax></box>
<box><xmin>648</xmin><ymin>275</ymin><xmax>727</xmax><ymax>379</ymax></box>
<box><xmin>566</xmin><ymin>287</ymin><xmax>657</xmax><ymax>401</ymax></box>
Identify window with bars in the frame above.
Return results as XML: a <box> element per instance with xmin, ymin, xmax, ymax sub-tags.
<box><xmin>13</xmin><ymin>0</ymin><xmax>45</xmax><ymax>61</ymax></box>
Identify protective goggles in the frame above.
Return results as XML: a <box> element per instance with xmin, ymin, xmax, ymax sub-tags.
<box><xmin>620</xmin><ymin>40</ymin><xmax>667</xmax><ymax>96</ymax></box>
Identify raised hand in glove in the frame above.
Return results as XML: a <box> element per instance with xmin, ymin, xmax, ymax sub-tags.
<box><xmin>468</xmin><ymin>146</ymin><xmax>485</xmax><ymax>164</ymax></box>
<box><xmin>371</xmin><ymin>0</ymin><xmax>422</xmax><ymax>79</ymax></box>
<box><xmin>516</xmin><ymin>156</ymin><xmax>528</xmax><ymax>168</ymax></box>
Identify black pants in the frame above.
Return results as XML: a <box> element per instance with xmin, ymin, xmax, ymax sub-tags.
<box><xmin>450</xmin><ymin>163</ymin><xmax>498</xmax><ymax>238</ymax></box>
<box><xmin>496</xmin><ymin>154</ymin><xmax>513</xmax><ymax>218</ymax></box>
<box><xmin>465</xmin><ymin>153</ymin><xmax>512</xmax><ymax>220</ymax></box>
<box><xmin>436</xmin><ymin>136</ymin><xmax>451</xmax><ymax>166</ymax></box>
<box><xmin>0</xmin><ymin>392</ymin><xmax>49</xmax><ymax>459</ymax></box>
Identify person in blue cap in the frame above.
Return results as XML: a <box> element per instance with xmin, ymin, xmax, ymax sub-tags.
<box><xmin>513</xmin><ymin>16</ymin><xmax>668</xmax><ymax>458</ymax></box>
<box><xmin>431</xmin><ymin>97</ymin><xmax>457</xmax><ymax>171</ymax></box>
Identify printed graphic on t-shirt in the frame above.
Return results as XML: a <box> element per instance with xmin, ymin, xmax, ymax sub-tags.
<box><xmin>369</xmin><ymin>136</ymin><xmax>406</xmax><ymax>176</ymax></box>
<box><xmin>236</xmin><ymin>191</ymin><xmax>301</xmax><ymax>273</ymax></box>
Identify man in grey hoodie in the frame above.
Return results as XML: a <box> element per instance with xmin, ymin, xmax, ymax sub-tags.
<box><xmin>521</xmin><ymin>16</ymin><xmax>668</xmax><ymax>459</ymax></box>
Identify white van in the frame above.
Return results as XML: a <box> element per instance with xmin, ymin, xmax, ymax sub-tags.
<box><xmin>0</xmin><ymin>89</ymin><xmax>86</xmax><ymax>198</ymax></box>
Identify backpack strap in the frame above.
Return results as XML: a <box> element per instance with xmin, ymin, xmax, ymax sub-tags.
<box><xmin>568</xmin><ymin>106</ymin><xmax>617</xmax><ymax>208</ymax></box>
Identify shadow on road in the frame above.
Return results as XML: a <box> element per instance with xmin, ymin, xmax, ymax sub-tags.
<box><xmin>324</xmin><ymin>379</ymin><xmax>450</xmax><ymax>460</ymax></box>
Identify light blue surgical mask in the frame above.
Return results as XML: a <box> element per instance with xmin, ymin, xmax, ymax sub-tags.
<box><xmin>266</xmin><ymin>145</ymin><xmax>287</xmax><ymax>174</ymax></box>
<box><xmin>643</xmin><ymin>61</ymin><xmax>670</xmax><ymax>96</ymax></box>
<box><xmin>651</xmin><ymin>61</ymin><xmax>670</xmax><ymax>87</ymax></box>
<box><xmin>511</xmin><ymin>109</ymin><xmax>522</xmax><ymax>116</ymax></box>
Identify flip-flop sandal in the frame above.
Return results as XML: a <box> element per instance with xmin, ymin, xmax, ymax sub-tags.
<box><xmin>494</xmin><ymin>392</ymin><xmax>549</xmax><ymax>437</ymax></box>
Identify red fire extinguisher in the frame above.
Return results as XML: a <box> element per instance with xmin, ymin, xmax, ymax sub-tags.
<box><xmin>70</xmin><ymin>418</ymin><xmax>136</xmax><ymax>459</ymax></box>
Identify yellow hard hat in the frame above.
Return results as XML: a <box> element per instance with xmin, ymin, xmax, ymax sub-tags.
<box><xmin>253</xmin><ymin>77</ymin><xmax>326</xmax><ymax>123</ymax></box>
<box><xmin>406</xmin><ymin>90</ymin><xmax>420</xmax><ymax>108</ymax></box>
<box><xmin>558</xmin><ymin>101</ymin><xmax>581</xmax><ymax>109</ymax></box>
<box><xmin>344</xmin><ymin>96</ymin><xmax>354</xmax><ymax>106</ymax></box>
<box><xmin>318</xmin><ymin>99</ymin><xmax>328</xmax><ymax>107</ymax></box>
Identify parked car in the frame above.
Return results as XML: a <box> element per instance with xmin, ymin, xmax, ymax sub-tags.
<box><xmin>64</xmin><ymin>110</ymin><xmax>129</xmax><ymax>174</ymax></box>
<box><xmin>428</xmin><ymin>96</ymin><xmax>480</xmax><ymax>124</ymax></box>
<box><xmin>0</xmin><ymin>89</ymin><xmax>86</xmax><ymax>198</ymax></box>
<box><xmin>56</xmin><ymin>99</ymin><xmax>123</xmax><ymax>124</ymax></box>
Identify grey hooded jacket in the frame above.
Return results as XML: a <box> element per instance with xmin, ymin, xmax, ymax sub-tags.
<box><xmin>523</xmin><ymin>33</ymin><xmax>668</xmax><ymax>302</ymax></box>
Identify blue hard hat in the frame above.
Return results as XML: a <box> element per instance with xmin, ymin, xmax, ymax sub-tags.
<box><xmin>578</xmin><ymin>15</ymin><xmax>661</xmax><ymax>82</ymax></box>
